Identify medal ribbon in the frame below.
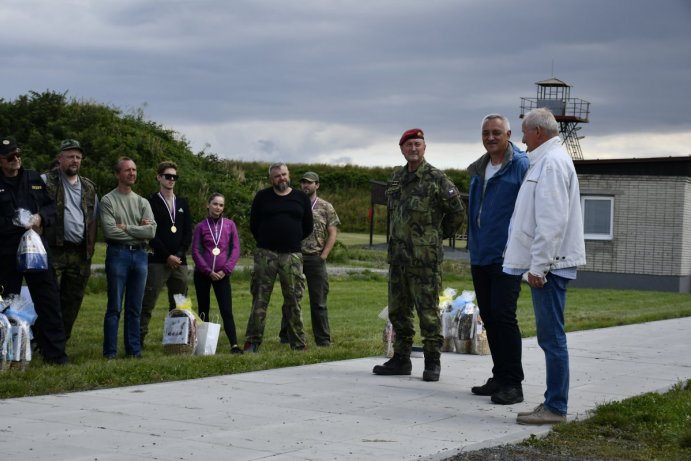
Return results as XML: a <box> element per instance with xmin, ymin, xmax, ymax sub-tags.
<box><xmin>158</xmin><ymin>192</ymin><xmax>177</xmax><ymax>227</ymax></box>
<box><xmin>206</xmin><ymin>217</ymin><xmax>224</xmax><ymax>272</ymax></box>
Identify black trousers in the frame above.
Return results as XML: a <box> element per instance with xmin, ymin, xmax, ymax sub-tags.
<box><xmin>471</xmin><ymin>263</ymin><xmax>524</xmax><ymax>387</ymax></box>
<box><xmin>280</xmin><ymin>254</ymin><xmax>331</xmax><ymax>345</ymax></box>
<box><xmin>193</xmin><ymin>270</ymin><xmax>238</xmax><ymax>346</ymax></box>
<box><xmin>0</xmin><ymin>254</ymin><xmax>68</xmax><ymax>362</ymax></box>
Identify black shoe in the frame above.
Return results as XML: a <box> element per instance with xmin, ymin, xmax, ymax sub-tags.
<box><xmin>422</xmin><ymin>358</ymin><xmax>441</xmax><ymax>382</ymax></box>
<box><xmin>243</xmin><ymin>341</ymin><xmax>260</xmax><ymax>353</ymax></box>
<box><xmin>372</xmin><ymin>354</ymin><xmax>412</xmax><ymax>375</ymax></box>
<box><xmin>279</xmin><ymin>336</ymin><xmax>290</xmax><ymax>344</ymax></box>
<box><xmin>471</xmin><ymin>377</ymin><xmax>501</xmax><ymax>396</ymax></box>
<box><xmin>230</xmin><ymin>345</ymin><xmax>243</xmax><ymax>355</ymax></box>
<box><xmin>491</xmin><ymin>386</ymin><xmax>524</xmax><ymax>405</ymax></box>
<box><xmin>126</xmin><ymin>353</ymin><xmax>143</xmax><ymax>359</ymax></box>
<box><xmin>44</xmin><ymin>354</ymin><xmax>69</xmax><ymax>366</ymax></box>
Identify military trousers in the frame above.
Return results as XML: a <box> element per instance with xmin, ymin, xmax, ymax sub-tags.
<box><xmin>388</xmin><ymin>264</ymin><xmax>443</xmax><ymax>360</ymax></box>
<box><xmin>50</xmin><ymin>243</ymin><xmax>91</xmax><ymax>341</ymax></box>
<box><xmin>280</xmin><ymin>254</ymin><xmax>331</xmax><ymax>346</ymax></box>
<box><xmin>140</xmin><ymin>263</ymin><xmax>189</xmax><ymax>342</ymax></box>
<box><xmin>245</xmin><ymin>248</ymin><xmax>306</xmax><ymax>348</ymax></box>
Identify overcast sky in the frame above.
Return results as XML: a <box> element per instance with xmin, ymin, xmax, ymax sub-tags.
<box><xmin>3</xmin><ymin>0</ymin><xmax>690</xmax><ymax>169</ymax></box>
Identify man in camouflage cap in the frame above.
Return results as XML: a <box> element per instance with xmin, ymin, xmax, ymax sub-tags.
<box><xmin>279</xmin><ymin>171</ymin><xmax>340</xmax><ymax>346</ymax></box>
<box><xmin>373</xmin><ymin>128</ymin><xmax>465</xmax><ymax>381</ymax></box>
<box><xmin>43</xmin><ymin>139</ymin><xmax>99</xmax><ymax>341</ymax></box>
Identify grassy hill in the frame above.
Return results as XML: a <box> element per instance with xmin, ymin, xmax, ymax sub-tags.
<box><xmin>0</xmin><ymin>91</ymin><xmax>470</xmax><ymax>250</ymax></box>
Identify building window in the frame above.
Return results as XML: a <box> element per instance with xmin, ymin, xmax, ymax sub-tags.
<box><xmin>581</xmin><ymin>196</ymin><xmax>613</xmax><ymax>240</ymax></box>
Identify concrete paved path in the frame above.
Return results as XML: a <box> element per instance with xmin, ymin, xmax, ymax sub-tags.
<box><xmin>1</xmin><ymin>317</ymin><xmax>689</xmax><ymax>460</ymax></box>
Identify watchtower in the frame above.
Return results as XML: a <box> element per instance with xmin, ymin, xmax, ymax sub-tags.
<box><xmin>520</xmin><ymin>78</ymin><xmax>590</xmax><ymax>160</ymax></box>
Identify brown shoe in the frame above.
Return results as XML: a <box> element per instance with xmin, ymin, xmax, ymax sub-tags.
<box><xmin>517</xmin><ymin>404</ymin><xmax>545</xmax><ymax>417</ymax></box>
<box><xmin>516</xmin><ymin>404</ymin><xmax>566</xmax><ymax>425</ymax></box>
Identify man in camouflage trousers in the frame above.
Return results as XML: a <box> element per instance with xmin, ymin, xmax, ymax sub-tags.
<box><xmin>373</xmin><ymin>128</ymin><xmax>465</xmax><ymax>382</ymax></box>
<box><xmin>279</xmin><ymin>171</ymin><xmax>340</xmax><ymax>346</ymax></box>
<box><xmin>244</xmin><ymin>163</ymin><xmax>313</xmax><ymax>352</ymax></box>
<box><xmin>44</xmin><ymin>139</ymin><xmax>99</xmax><ymax>341</ymax></box>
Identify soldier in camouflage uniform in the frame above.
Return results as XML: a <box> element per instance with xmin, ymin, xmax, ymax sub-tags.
<box><xmin>279</xmin><ymin>171</ymin><xmax>340</xmax><ymax>346</ymax></box>
<box><xmin>244</xmin><ymin>163</ymin><xmax>313</xmax><ymax>352</ymax></box>
<box><xmin>373</xmin><ymin>128</ymin><xmax>465</xmax><ymax>382</ymax></box>
<box><xmin>44</xmin><ymin>139</ymin><xmax>99</xmax><ymax>341</ymax></box>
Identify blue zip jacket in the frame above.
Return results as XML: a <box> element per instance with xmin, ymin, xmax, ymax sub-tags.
<box><xmin>467</xmin><ymin>141</ymin><xmax>529</xmax><ymax>266</ymax></box>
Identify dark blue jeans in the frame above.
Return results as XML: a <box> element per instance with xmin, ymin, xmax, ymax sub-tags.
<box><xmin>471</xmin><ymin>264</ymin><xmax>523</xmax><ymax>387</ymax></box>
<box><xmin>531</xmin><ymin>272</ymin><xmax>570</xmax><ymax>416</ymax></box>
<box><xmin>104</xmin><ymin>245</ymin><xmax>148</xmax><ymax>357</ymax></box>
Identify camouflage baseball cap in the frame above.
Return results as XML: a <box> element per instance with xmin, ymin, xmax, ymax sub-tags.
<box><xmin>59</xmin><ymin>139</ymin><xmax>84</xmax><ymax>154</ymax></box>
<box><xmin>301</xmin><ymin>171</ymin><xmax>319</xmax><ymax>183</ymax></box>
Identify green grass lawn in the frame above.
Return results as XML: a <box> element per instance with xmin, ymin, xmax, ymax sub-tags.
<box><xmin>4</xmin><ymin>243</ymin><xmax>691</xmax><ymax>461</ymax></box>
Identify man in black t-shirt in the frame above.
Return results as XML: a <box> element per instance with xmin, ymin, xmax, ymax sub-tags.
<box><xmin>243</xmin><ymin>163</ymin><xmax>313</xmax><ymax>352</ymax></box>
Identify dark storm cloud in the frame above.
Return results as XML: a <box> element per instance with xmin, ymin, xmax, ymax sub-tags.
<box><xmin>2</xmin><ymin>0</ymin><xmax>690</xmax><ymax>166</ymax></box>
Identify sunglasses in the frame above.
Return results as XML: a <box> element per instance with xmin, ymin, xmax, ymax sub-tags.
<box><xmin>1</xmin><ymin>151</ymin><xmax>21</xmax><ymax>162</ymax></box>
<box><xmin>160</xmin><ymin>173</ymin><xmax>179</xmax><ymax>181</ymax></box>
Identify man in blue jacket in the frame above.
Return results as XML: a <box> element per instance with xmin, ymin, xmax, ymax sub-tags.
<box><xmin>467</xmin><ymin>114</ymin><xmax>529</xmax><ymax>404</ymax></box>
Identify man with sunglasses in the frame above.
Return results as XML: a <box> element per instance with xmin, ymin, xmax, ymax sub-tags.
<box><xmin>139</xmin><ymin>161</ymin><xmax>192</xmax><ymax>345</ymax></box>
<box><xmin>43</xmin><ymin>139</ymin><xmax>99</xmax><ymax>342</ymax></box>
<box><xmin>0</xmin><ymin>136</ymin><xmax>68</xmax><ymax>365</ymax></box>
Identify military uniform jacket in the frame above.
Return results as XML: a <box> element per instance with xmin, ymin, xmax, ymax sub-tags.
<box><xmin>43</xmin><ymin>168</ymin><xmax>98</xmax><ymax>259</ymax></box>
<box><xmin>0</xmin><ymin>167</ymin><xmax>56</xmax><ymax>256</ymax></box>
<box><xmin>301</xmin><ymin>197</ymin><xmax>340</xmax><ymax>255</ymax></box>
<box><xmin>386</xmin><ymin>160</ymin><xmax>464</xmax><ymax>267</ymax></box>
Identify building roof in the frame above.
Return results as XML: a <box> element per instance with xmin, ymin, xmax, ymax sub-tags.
<box><xmin>575</xmin><ymin>156</ymin><xmax>691</xmax><ymax>177</ymax></box>
<box><xmin>536</xmin><ymin>78</ymin><xmax>571</xmax><ymax>87</ymax></box>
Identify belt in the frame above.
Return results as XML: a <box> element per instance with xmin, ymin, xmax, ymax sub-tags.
<box><xmin>62</xmin><ymin>241</ymin><xmax>85</xmax><ymax>247</ymax></box>
<box><xmin>107</xmin><ymin>241</ymin><xmax>147</xmax><ymax>251</ymax></box>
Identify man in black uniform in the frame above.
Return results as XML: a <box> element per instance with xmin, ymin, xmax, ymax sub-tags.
<box><xmin>0</xmin><ymin>136</ymin><xmax>68</xmax><ymax>365</ymax></box>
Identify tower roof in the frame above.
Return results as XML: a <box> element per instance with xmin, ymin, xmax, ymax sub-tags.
<box><xmin>536</xmin><ymin>77</ymin><xmax>571</xmax><ymax>87</ymax></box>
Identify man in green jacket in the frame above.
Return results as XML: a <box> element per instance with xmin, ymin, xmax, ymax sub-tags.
<box><xmin>44</xmin><ymin>139</ymin><xmax>98</xmax><ymax>341</ymax></box>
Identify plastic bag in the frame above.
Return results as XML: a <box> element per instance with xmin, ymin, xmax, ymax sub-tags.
<box><xmin>458</xmin><ymin>302</ymin><xmax>478</xmax><ymax>340</ymax></box>
<box><xmin>173</xmin><ymin>293</ymin><xmax>202</xmax><ymax>323</ymax></box>
<box><xmin>194</xmin><ymin>321</ymin><xmax>221</xmax><ymax>356</ymax></box>
<box><xmin>471</xmin><ymin>320</ymin><xmax>490</xmax><ymax>355</ymax></box>
<box><xmin>0</xmin><ymin>313</ymin><xmax>12</xmax><ymax>371</ymax></box>
<box><xmin>1</xmin><ymin>294</ymin><xmax>37</xmax><ymax>326</ymax></box>
<box><xmin>17</xmin><ymin>229</ymin><xmax>48</xmax><ymax>272</ymax></box>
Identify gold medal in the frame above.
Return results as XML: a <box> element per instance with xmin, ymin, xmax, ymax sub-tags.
<box><xmin>171</xmin><ymin>225</ymin><xmax>177</xmax><ymax>233</ymax></box>
<box><xmin>212</xmin><ymin>247</ymin><xmax>221</xmax><ymax>256</ymax></box>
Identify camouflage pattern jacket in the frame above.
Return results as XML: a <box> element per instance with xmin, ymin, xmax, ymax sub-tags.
<box><xmin>386</xmin><ymin>160</ymin><xmax>464</xmax><ymax>267</ymax></box>
<box><xmin>301</xmin><ymin>197</ymin><xmax>340</xmax><ymax>255</ymax></box>
<box><xmin>43</xmin><ymin>168</ymin><xmax>98</xmax><ymax>259</ymax></box>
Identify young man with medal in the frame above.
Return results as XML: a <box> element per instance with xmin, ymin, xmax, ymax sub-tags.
<box><xmin>139</xmin><ymin>161</ymin><xmax>192</xmax><ymax>345</ymax></box>
<box><xmin>191</xmin><ymin>193</ymin><xmax>242</xmax><ymax>354</ymax></box>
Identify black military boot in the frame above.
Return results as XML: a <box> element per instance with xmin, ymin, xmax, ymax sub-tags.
<box><xmin>422</xmin><ymin>357</ymin><xmax>441</xmax><ymax>382</ymax></box>
<box><xmin>372</xmin><ymin>353</ymin><xmax>412</xmax><ymax>375</ymax></box>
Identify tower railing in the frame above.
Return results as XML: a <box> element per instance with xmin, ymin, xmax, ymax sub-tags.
<box><xmin>520</xmin><ymin>97</ymin><xmax>590</xmax><ymax>122</ymax></box>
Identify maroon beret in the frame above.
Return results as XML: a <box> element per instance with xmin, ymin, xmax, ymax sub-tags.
<box><xmin>399</xmin><ymin>128</ymin><xmax>424</xmax><ymax>145</ymax></box>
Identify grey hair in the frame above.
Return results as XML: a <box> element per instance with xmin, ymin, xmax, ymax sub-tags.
<box><xmin>481</xmin><ymin>114</ymin><xmax>510</xmax><ymax>132</ymax></box>
<box><xmin>523</xmin><ymin>108</ymin><xmax>559</xmax><ymax>136</ymax></box>
<box><xmin>268</xmin><ymin>162</ymin><xmax>288</xmax><ymax>175</ymax></box>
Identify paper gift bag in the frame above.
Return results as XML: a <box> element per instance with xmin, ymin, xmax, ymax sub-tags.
<box><xmin>194</xmin><ymin>321</ymin><xmax>221</xmax><ymax>356</ymax></box>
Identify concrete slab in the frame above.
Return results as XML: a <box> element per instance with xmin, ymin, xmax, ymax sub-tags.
<box><xmin>0</xmin><ymin>317</ymin><xmax>689</xmax><ymax>460</ymax></box>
